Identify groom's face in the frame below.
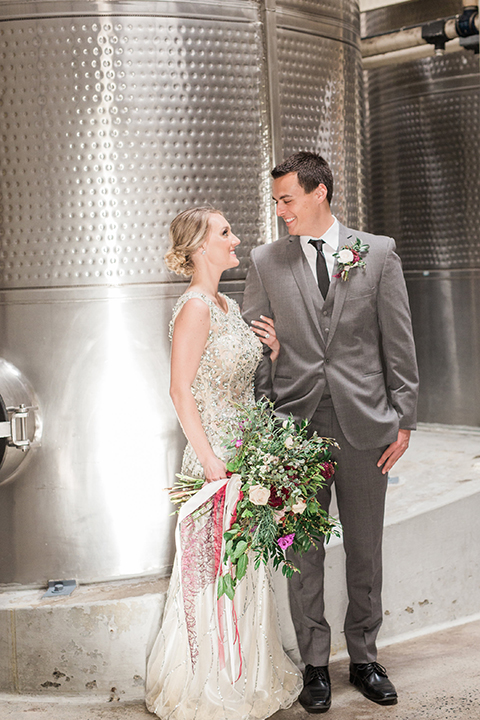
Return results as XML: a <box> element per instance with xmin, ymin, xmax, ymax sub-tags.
<box><xmin>272</xmin><ymin>172</ymin><xmax>324</xmax><ymax>237</ymax></box>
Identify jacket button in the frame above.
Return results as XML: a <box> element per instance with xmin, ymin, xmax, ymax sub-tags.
<box><xmin>325</xmin><ymin>358</ymin><xmax>330</xmax><ymax>364</ymax></box>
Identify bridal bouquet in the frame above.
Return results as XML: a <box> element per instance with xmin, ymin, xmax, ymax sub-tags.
<box><xmin>169</xmin><ymin>399</ymin><xmax>340</xmax><ymax>600</ymax></box>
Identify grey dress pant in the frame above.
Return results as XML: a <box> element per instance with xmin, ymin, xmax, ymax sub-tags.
<box><xmin>288</xmin><ymin>398</ymin><xmax>389</xmax><ymax>666</ymax></box>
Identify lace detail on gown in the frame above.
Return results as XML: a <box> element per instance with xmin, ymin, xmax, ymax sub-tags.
<box><xmin>146</xmin><ymin>292</ymin><xmax>302</xmax><ymax>720</ymax></box>
<box><xmin>169</xmin><ymin>292</ymin><xmax>262</xmax><ymax>478</ymax></box>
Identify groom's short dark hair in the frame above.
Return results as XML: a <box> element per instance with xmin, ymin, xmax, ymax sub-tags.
<box><xmin>271</xmin><ymin>151</ymin><xmax>334</xmax><ymax>204</ymax></box>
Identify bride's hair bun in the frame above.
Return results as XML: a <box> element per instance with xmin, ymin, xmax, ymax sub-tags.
<box><xmin>165</xmin><ymin>206</ymin><xmax>222</xmax><ymax>277</ymax></box>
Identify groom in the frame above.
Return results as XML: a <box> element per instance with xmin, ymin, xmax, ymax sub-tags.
<box><xmin>242</xmin><ymin>151</ymin><xmax>418</xmax><ymax>712</ymax></box>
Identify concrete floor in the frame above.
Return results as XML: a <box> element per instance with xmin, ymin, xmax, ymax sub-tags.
<box><xmin>1</xmin><ymin>618</ymin><xmax>479</xmax><ymax>720</ymax></box>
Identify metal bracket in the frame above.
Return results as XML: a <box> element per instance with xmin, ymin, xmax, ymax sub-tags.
<box><xmin>4</xmin><ymin>404</ymin><xmax>34</xmax><ymax>449</ymax></box>
<box><xmin>42</xmin><ymin>579</ymin><xmax>77</xmax><ymax>598</ymax></box>
<box><xmin>422</xmin><ymin>19</ymin><xmax>449</xmax><ymax>52</ymax></box>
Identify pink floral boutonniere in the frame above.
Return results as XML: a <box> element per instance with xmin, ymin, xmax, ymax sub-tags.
<box><xmin>333</xmin><ymin>237</ymin><xmax>369</xmax><ymax>281</ymax></box>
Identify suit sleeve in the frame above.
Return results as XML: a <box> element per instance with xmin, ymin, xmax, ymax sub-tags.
<box><xmin>242</xmin><ymin>249</ymin><xmax>275</xmax><ymax>401</ymax></box>
<box><xmin>377</xmin><ymin>240</ymin><xmax>419</xmax><ymax>430</ymax></box>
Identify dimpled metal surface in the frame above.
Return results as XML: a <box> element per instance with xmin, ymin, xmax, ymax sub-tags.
<box><xmin>367</xmin><ymin>52</ymin><xmax>480</xmax><ymax>271</ymax></box>
<box><xmin>280</xmin><ymin>0</ymin><xmax>358</xmax><ymax>24</ymax></box>
<box><xmin>0</xmin><ymin>0</ymin><xmax>364</xmax><ymax>585</ymax></box>
<box><xmin>277</xmin><ymin>24</ymin><xmax>364</xmax><ymax>226</ymax></box>
<box><xmin>362</xmin><ymin>0</ymin><xmax>459</xmax><ymax>37</ymax></box>
<box><xmin>0</xmin><ymin>14</ymin><xmax>267</xmax><ymax>288</ymax></box>
<box><xmin>365</xmin><ymin>5</ymin><xmax>480</xmax><ymax>426</ymax></box>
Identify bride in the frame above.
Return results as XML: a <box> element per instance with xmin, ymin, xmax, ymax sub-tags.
<box><xmin>145</xmin><ymin>207</ymin><xmax>302</xmax><ymax>719</ymax></box>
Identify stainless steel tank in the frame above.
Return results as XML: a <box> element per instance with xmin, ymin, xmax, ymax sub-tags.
<box><xmin>364</xmin><ymin>0</ymin><xmax>480</xmax><ymax>427</ymax></box>
<box><xmin>0</xmin><ymin>0</ymin><xmax>363</xmax><ymax>585</ymax></box>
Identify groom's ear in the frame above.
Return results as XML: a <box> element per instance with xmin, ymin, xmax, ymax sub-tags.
<box><xmin>314</xmin><ymin>183</ymin><xmax>328</xmax><ymax>205</ymax></box>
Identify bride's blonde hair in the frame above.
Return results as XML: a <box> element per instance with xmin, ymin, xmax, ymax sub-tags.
<box><xmin>165</xmin><ymin>206</ymin><xmax>223</xmax><ymax>277</ymax></box>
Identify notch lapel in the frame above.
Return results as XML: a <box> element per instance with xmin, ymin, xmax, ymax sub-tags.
<box><xmin>286</xmin><ymin>237</ymin><xmax>325</xmax><ymax>344</ymax></box>
<box><xmin>325</xmin><ymin>224</ymin><xmax>354</xmax><ymax>350</ymax></box>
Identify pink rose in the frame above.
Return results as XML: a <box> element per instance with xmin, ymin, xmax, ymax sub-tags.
<box><xmin>273</xmin><ymin>508</ymin><xmax>286</xmax><ymax>523</ymax></box>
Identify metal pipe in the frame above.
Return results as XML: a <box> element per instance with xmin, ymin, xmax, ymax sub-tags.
<box><xmin>363</xmin><ymin>38</ymin><xmax>461</xmax><ymax>70</ymax></box>
<box><xmin>362</xmin><ymin>25</ymin><xmax>423</xmax><ymax>57</ymax></box>
<box><xmin>361</xmin><ymin>7</ymin><xmax>478</xmax><ymax>61</ymax></box>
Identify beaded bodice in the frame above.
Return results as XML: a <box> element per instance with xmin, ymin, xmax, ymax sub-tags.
<box><xmin>170</xmin><ymin>291</ymin><xmax>263</xmax><ymax>477</ymax></box>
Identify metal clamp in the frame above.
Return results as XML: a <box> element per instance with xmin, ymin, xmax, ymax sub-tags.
<box><xmin>4</xmin><ymin>404</ymin><xmax>34</xmax><ymax>449</ymax></box>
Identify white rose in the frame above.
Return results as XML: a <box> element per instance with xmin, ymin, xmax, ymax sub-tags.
<box><xmin>285</xmin><ymin>436</ymin><xmax>294</xmax><ymax>448</ymax></box>
<box><xmin>248</xmin><ymin>484</ymin><xmax>270</xmax><ymax>505</ymax></box>
<box><xmin>292</xmin><ymin>499</ymin><xmax>307</xmax><ymax>514</ymax></box>
<box><xmin>338</xmin><ymin>249</ymin><xmax>354</xmax><ymax>263</ymax></box>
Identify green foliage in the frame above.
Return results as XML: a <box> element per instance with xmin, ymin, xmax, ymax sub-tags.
<box><xmin>170</xmin><ymin>399</ymin><xmax>342</xmax><ymax>601</ymax></box>
<box><xmin>217</xmin><ymin>398</ymin><xmax>341</xmax><ymax>599</ymax></box>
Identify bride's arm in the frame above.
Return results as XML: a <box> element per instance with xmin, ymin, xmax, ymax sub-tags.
<box><xmin>170</xmin><ymin>298</ymin><xmax>227</xmax><ymax>483</ymax></box>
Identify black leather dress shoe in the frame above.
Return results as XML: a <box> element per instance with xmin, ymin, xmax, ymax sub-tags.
<box><xmin>298</xmin><ymin>664</ymin><xmax>331</xmax><ymax>713</ymax></box>
<box><xmin>349</xmin><ymin>662</ymin><xmax>398</xmax><ymax>705</ymax></box>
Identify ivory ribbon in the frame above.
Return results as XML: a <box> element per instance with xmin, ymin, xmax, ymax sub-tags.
<box><xmin>175</xmin><ymin>476</ymin><xmax>243</xmax><ymax>683</ymax></box>
<box><xmin>175</xmin><ymin>476</ymin><xmax>229</xmax><ymax>558</ymax></box>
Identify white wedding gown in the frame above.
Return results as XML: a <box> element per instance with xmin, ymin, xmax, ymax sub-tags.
<box><xmin>145</xmin><ymin>292</ymin><xmax>302</xmax><ymax>720</ymax></box>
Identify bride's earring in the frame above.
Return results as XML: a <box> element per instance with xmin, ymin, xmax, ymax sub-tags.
<box><xmin>201</xmin><ymin>248</ymin><xmax>206</xmax><ymax>255</ymax></box>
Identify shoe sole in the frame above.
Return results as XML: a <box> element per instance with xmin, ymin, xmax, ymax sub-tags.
<box><xmin>350</xmin><ymin>678</ymin><xmax>398</xmax><ymax>705</ymax></box>
<box><xmin>298</xmin><ymin>702</ymin><xmax>331</xmax><ymax>714</ymax></box>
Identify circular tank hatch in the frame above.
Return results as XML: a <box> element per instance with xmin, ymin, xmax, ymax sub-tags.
<box><xmin>0</xmin><ymin>359</ymin><xmax>41</xmax><ymax>486</ymax></box>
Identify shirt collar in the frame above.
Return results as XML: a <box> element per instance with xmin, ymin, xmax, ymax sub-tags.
<box><xmin>300</xmin><ymin>217</ymin><xmax>339</xmax><ymax>252</ymax></box>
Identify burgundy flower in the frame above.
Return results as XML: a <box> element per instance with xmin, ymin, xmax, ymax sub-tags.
<box><xmin>284</xmin><ymin>464</ymin><xmax>299</xmax><ymax>481</ymax></box>
<box><xmin>268</xmin><ymin>485</ymin><xmax>291</xmax><ymax>508</ymax></box>
<box><xmin>321</xmin><ymin>462</ymin><xmax>335</xmax><ymax>480</ymax></box>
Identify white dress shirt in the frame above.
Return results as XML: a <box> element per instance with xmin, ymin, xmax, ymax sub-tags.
<box><xmin>300</xmin><ymin>217</ymin><xmax>339</xmax><ymax>283</ymax></box>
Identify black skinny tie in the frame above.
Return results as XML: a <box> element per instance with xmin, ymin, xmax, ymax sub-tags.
<box><xmin>308</xmin><ymin>239</ymin><xmax>330</xmax><ymax>299</ymax></box>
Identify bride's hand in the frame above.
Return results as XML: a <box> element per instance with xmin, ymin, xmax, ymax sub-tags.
<box><xmin>202</xmin><ymin>454</ymin><xmax>228</xmax><ymax>483</ymax></box>
<box><xmin>250</xmin><ymin>316</ymin><xmax>280</xmax><ymax>362</ymax></box>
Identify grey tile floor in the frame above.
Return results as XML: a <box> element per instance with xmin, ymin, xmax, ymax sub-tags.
<box><xmin>1</xmin><ymin>619</ymin><xmax>479</xmax><ymax>720</ymax></box>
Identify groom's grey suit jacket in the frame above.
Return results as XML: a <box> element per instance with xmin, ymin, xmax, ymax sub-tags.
<box><xmin>242</xmin><ymin>224</ymin><xmax>419</xmax><ymax>451</ymax></box>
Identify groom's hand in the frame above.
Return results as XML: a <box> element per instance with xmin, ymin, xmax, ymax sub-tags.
<box><xmin>377</xmin><ymin>429</ymin><xmax>411</xmax><ymax>475</ymax></box>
